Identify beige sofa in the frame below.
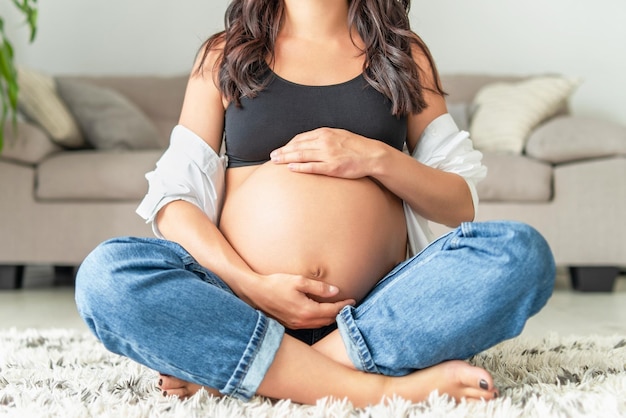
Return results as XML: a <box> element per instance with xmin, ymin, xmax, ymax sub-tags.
<box><xmin>1</xmin><ymin>72</ymin><xmax>625</xmax><ymax>290</ymax></box>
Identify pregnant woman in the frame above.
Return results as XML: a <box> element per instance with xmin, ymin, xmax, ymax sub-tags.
<box><xmin>75</xmin><ymin>0</ymin><xmax>555</xmax><ymax>407</ymax></box>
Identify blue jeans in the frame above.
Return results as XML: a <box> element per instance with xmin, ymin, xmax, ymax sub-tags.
<box><xmin>75</xmin><ymin>220</ymin><xmax>555</xmax><ymax>401</ymax></box>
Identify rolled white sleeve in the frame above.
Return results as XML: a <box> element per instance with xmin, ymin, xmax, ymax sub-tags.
<box><xmin>404</xmin><ymin>113</ymin><xmax>487</xmax><ymax>256</ymax></box>
<box><xmin>136</xmin><ymin>125</ymin><xmax>226</xmax><ymax>238</ymax></box>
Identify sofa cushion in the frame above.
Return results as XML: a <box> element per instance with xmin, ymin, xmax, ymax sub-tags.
<box><xmin>1</xmin><ymin>121</ymin><xmax>62</xmax><ymax>165</ymax></box>
<box><xmin>16</xmin><ymin>68</ymin><xmax>85</xmax><ymax>148</ymax></box>
<box><xmin>526</xmin><ymin>116</ymin><xmax>626</xmax><ymax>164</ymax></box>
<box><xmin>470</xmin><ymin>76</ymin><xmax>580</xmax><ymax>154</ymax></box>
<box><xmin>56</xmin><ymin>79</ymin><xmax>162</xmax><ymax>150</ymax></box>
<box><xmin>476</xmin><ymin>152</ymin><xmax>553</xmax><ymax>202</ymax></box>
<box><xmin>36</xmin><ymin>150</ymin><xmax>161</xmax><ymax>201</ymax></box>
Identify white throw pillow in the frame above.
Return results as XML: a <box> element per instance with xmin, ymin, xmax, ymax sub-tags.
<box><xmin>469</xmin><ymin>76</ymin><xmax>581</xmax><ymax>154</ymax></box>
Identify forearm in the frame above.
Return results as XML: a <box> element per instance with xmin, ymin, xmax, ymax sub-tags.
<box><xmin>371</xmin><ymin>143</ymin><xmax>475</xmax><ymax>227</ymax></box>
<box><xmin>156</xmin><ymin>200</ymin><xmax>260</xmax><ymax>304</ymax></box>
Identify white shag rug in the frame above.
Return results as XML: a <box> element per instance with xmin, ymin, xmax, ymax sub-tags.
<box><xmin>1</xmin><ymin>329</ymin><xmax>625</xmax><ymax>418</ymax></box>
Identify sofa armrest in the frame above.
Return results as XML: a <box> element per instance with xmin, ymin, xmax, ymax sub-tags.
<box><xmin>1</xmin><ymin>121</ymin><xmax>62</xmax><ymax>165</ymax></box>
<box><xmin>525</xmin><ymin>115</ymin><xmax>626</xmax><ymax>164</ymax></box>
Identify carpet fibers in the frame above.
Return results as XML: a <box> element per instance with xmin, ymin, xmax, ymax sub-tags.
<box><xmin>1</xmin><ymin>328</ymin><xmax>625</xmax><ymax>417</ymax></box>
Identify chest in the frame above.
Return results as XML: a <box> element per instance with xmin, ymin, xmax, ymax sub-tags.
<box><xmin>224</xmin><ymin>74</ymin><xmax>407</xmax><ymax>167</ymax></box>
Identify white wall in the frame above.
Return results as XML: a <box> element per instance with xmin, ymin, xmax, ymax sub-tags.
<box><xmin>2</xmin><ymin>0</ymin><xmax>228</xmax><ymax>75</ymax></box>
<box><xmin>4</xmin><ymin>0</ymin><xmax>625</xmax><ymax>124</ymax></box>
<box><xmin>411</xmin><ymin>0</ymin><xmax>626</xmax><ymax>124</ymax></box>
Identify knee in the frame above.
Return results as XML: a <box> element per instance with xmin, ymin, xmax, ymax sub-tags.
<box><xmin>75</xmin><ymin>237</ymin><xmax>164</xmax><ymax>318</ymax></box>
<box><xmin>465</xmin><ymin>221</ymin><xmax>556</xmax><ymax>321</ymax></box>
<box><xmin>75</xmin><ymin>238</ymin><xmax>128</xmax><ymax>316</ymax></box>
<box><xmin>488</xmin><ymin>221</ymin><xmax>556</xmax><ymax>302</ymax></box>
<box><xmin>507</xmin><ymin>222</ymin><xmax>555</xmax><ymax>281</ymax></box>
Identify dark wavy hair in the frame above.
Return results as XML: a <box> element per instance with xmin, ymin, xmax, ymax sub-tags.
<box><xmin>197</xmin><ymin>0</ymin><xmax>444</xmax><ymax>116</ymax></box>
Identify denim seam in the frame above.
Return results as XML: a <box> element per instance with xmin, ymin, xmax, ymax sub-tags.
<box><xmin>222</xmin><ymin>313</ymin><xmax>266</xmax><ymax>399</ymax></box>
<box><xmin>460</xmin><ymin>222</ymin><xmax>473</xmax><ymax>239</ymax></box>
<box><xmin>223</xmin><ymin>314</ymin><xmax>285</xmax><ymax>401</ymax></box>
<box><xmin>337</xmin><ymin>307</ymin><xmax>379</xmax><ymax>374</ymax></box>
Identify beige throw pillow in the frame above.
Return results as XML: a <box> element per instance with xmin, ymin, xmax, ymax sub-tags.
<box><xmin>469</xmin><ymin>76</ymin><xmax>581</xmax><ymax>154</ymax></box>
<box><xmin>17</xmin><ymin>68</ymin><xmax>85</xmax><ymax>148</ymax></box>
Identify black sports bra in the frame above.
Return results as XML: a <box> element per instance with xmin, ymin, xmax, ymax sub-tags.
<box><xmin>224</xmin><ymin>69</ymin><xmax>407</xmax><ymax>168</ymax></box>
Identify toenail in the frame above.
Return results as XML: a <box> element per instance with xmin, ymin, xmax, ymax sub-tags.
<box><xmin>479</xmin><ymin>379</ymin><xmax>489</xmax><ymax>390</ymax></box>
<box><xmin>163</xmin><ymin>391</ymin><xmax>168</xmax><ymax>397</ymax></box>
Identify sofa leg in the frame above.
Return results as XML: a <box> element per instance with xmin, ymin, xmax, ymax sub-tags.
<box><xmin>569</xmin><ymin>266</ymin><xmax>619</xmax><ymax>292</ymax></box>
<box><xmin>53</xmin><ymin>265</ymin><xmax>77</xmax><ymax>287</ymax></box>
<box><xmin>0</xmin><ymin>265</ymin><xmax>25</xmax><ymax>290</ymax></box>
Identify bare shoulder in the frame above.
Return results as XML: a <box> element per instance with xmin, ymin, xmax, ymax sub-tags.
<box><xmin>178</xmin><ymin>35</ymin><xmax>227</xmax><ymax>154</ymax></box>
<box><xmin>406</xmin><ymin>39</ymin><xmax>448</xmax><ymax>151</ymax></box>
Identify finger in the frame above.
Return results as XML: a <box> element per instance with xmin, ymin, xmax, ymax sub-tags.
<box><xmin>271</xmin><ymin>131</ymin><xmax>325</xmax><ymax>157</ymax></box>
<box><xmin>288</xmin><ymin>131</ymin><xmax>322</xmax><ymax>145</ymax></box>
<box><xmin>289</xmin><ymin>317</ymin><xmax>335</xmax><ymax>330</ymax></box>
<box><xmin>272</xmin><ymin>148</ymin><xmax>325</xmax><ymax>164</ymax></box>
<box><xmin>286</xmin><ymin>162</ymin><xmax>329</xmax><ymax>174</ymax></box>
<box><xmin>317</xmin><ymin>299</ymin><xmax>356</xmax><ymax>321</ymax></box>
<box><xmin>297</xmin><ymin>278</ymin><xmax>340</xmax><ymax>298</ymax></box>
<box><xmin>271</xmin><ymin>135</ymin><xmax>317</xmax><ymax>153</ymax></box>
<box><xmin>287</xmin><ymin>298</ymin><xmax>356</xmax><ymax>329</ymax></box>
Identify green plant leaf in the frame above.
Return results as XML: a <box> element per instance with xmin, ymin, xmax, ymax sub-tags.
<box><xmin>0</xmin><ymin>0</ymin><xmax>38</xmax><ymax>152</ymax></box>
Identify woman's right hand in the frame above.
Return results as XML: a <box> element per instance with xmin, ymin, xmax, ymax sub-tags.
<box><xmin>241</xmin><ymin>273</ymin><xmax>356</xmax><ymax>329</ymax></box>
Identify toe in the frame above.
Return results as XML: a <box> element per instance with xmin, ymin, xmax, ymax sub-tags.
<box><xmin>447</xmin><ymin>361</ymin><xmax>499</xmax><ymax>401</ymax></box>
<box><xmin>462</xmin><ymin>387</ymin><xmax>499</xmax><ymax>401</ymax></box>
<box><xmin>457</xmin><ymin>364</ymin><xmax>495</xmax><ymax>392</ymax></box>
<box><xmin>162</xmin><ymin>388</ymin><xmax>192</xmax><ymax>399</ymax></box>
<box><xmin>160</xmin><ymin>374</ymin><xmax>188</xmax><ymax>391</ymax></box>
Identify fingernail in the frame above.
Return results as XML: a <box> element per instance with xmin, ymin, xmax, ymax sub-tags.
<box><xmin>158</xmin><ymin>379</ymin><xmax>162</xmax><ymax>386</ymax></box>
<box><xmin>479</xmin><ymin>379</ymin><xmax>489</xmax><ymax>390</ymax></box>
<box><xmin>328</xmin><ymin>285</ymin><xmax>338</xmax><ymax>293</ymax></box>
<box><xmin>163</xmin><ymin>391</ymin><xmax>168</xmax><ymax>397</ymax></box>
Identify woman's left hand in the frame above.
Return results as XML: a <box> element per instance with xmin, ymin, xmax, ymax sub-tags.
<box><xmin>270</xmin><ymin>128</ymin><xmax>383</xmax><ymax>179</ymax></box>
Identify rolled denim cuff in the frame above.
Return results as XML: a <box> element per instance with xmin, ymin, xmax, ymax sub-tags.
<box><xmin>336</xmin><ymin>306</ymin><xmax>380</xmax><ymax>374</ymax></box>
<box><xmin>223</xmin><ymin>314</ymin><xmax>284</xmax><ymax>401</ymax></box>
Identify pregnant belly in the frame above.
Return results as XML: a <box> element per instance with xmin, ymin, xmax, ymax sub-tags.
<box><xmin>219</xmin><ymin>163</ymin><xmax>407</xmax><ymax>303</ymax></box>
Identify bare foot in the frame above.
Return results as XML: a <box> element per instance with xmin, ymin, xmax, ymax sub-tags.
<box><xmin>385</xmin><ymin>360</ymin><xmax>499</xmax><ymax>403</ymax></box>
<box><xmin>157</xmin><ymin>374</ymin><xmax>222</xmax><ymax>399</ymax></box>
<box><xmin>156</xmin><ymin>360</ymin><xmax>497</xmax><ymax>404</ymax></box>
<box><xmin>314</xmin><ymin>330</ymin><xmax>498</xmax><ymax>403</ymax></box>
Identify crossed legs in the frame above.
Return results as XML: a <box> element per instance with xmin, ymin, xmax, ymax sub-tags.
<box><xmin>158</xmin><ymin>330</ymin><xmax>499</xmax><ymax>405</ymax></box>
<box><xmin>79</xmin><ymin>221</ymin><xmax>554</xmax><ymax>407</ymax></box>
